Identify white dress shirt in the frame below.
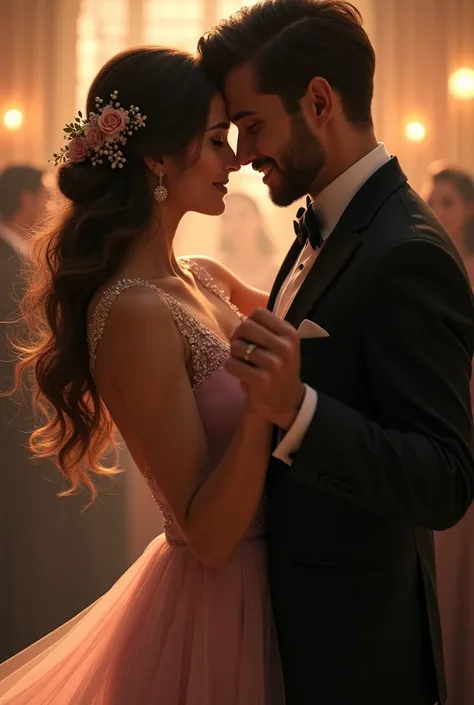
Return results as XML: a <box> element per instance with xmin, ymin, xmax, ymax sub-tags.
<box><xmin>272</xmin><ymin>143</ymin><xmax>391</xmax><ymax>464</ymax></box>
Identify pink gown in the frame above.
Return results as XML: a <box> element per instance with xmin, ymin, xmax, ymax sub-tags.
<box><xmin>0</xmin><ymin>262</ymin><xmax>285</xmax><ymax>704</ymax></box>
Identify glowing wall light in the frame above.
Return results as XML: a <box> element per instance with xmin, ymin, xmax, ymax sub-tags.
<box><xmin>405</xmin><ymin>120</ymin><xmax>426</xmax><ymax>143</ymax></box>
<box><xmin>449</xmin><ymin>68</ymin><xmax>474</xmax><ymax>101</ymax></box>
<box><xmin>3</xmin><ymin>109</ymin><xmax>23</xmax><ymax>131</ymax></box>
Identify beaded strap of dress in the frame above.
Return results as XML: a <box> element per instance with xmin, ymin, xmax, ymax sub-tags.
<box><xmin>183</xmin><ymin>258</ymin><xmax>244</xmax><ymax>321</ymax></box>
<box><xmin>87</xmin><ymin>260</ymin><xmax>244</xmax><ymax>391</ymax></box>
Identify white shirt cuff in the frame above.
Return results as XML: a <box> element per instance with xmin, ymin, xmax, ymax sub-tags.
<box><xmin>272</xmin><ymin>385</ymin><xmax>318</xmax><ymax>466</ymax></box>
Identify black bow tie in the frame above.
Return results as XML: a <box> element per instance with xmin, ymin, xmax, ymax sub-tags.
<box><xmin>293</xmin><ymin>196</ymin><xmax>323</xmax><ymax>250</ymax></box>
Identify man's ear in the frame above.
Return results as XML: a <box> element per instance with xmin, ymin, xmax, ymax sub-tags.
<box><xmin>306</xmin><ymin>76</ymin><xmax>334</xmax><ymax>127</ymax></box>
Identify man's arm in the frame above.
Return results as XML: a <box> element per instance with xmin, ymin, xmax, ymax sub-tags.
<box><xmin>290</xmin><ymin>240</ymin><xmax>474</xmax><ymax>529</ymax></box>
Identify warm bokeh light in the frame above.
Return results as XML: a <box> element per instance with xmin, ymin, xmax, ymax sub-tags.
<box><xmin>449</xmin><ymin>68</ymin><xmax>474</xmax><ymax>101</ymax></box>
<box><xmin>405</xmin><ymin>120</ymin><xmax>426</xmax><ymax>143</ymax></box>
<box><xmin>3</xmin><ymin>108</ymin><xmax>23</xmax><ymax>130</ymax></box>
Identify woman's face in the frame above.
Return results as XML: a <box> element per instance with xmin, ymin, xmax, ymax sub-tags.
<box><xmin>423</xmin><ymin>180</ymin><xmax>473</xmax><ymax>240</ymax></box>
<box><xmin>171</xmin><ymin>94</ymin><xmax>240</xmax><ymax>216</ymax></box>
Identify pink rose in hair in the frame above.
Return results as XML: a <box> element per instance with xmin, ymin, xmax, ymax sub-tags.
<box><xmin>84</xmin><ymin>124</ymin><xmax>103</xmax><ymax>150</ymax></box>
<box><xmin>97</xmin><ymin>107</ymin><xmax>127</xmax><ymax>140</ymax></box>
<box><xmin>67</xmin><ymin>137</ymin><xmax>88</xmax><ymax>163</ymax></box>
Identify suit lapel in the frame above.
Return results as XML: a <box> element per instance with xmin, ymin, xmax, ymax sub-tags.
<box><xmin>267</xmin><ymin>238</ymin><xmax>302</xmax><ymax>312</ymax></box>
<box><xmin>284</xmin><ymin>226</ymin><xmax>362</xmax><ymax>327</ymax></box>
<box><xmin>282</xmin><ymin>156</ymin><xmax>408</xmax><ymax>327</ymax></box>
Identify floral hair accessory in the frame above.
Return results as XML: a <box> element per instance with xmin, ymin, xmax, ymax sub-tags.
<box><xmin>51</xmin><ymin>91</ymin><xmax>147</xmax><ymax>169</ymax></box>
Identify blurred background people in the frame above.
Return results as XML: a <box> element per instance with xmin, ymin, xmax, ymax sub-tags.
<box><xmin>218</xmin><ymin>192</ymin><xmax>278</xmax><ymax>291</ymax></box>
<box><xmin>0</xmin><ymin>164</ymin><xmax>128</xmax><ymax>661</ymax></box>
<box><xmin>422</xmin><ymin>162</ymin><xmax>474</xmax><ymax>705</ymax></box>
<box><xmin>422</xmin><ymin>163</ymin><xmax>474</xmax><ymax>279</ymax></box>
<box><xmin>0</xmin><ymin>165</ymin><xmax>49</xmax><ymax>258</ymax></box>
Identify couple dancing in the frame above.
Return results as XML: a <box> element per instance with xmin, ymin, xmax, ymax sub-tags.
<box><xmin>1</xmin><ymin>1</ymin><xmax>473</xmax><ymax>703</ymax></box>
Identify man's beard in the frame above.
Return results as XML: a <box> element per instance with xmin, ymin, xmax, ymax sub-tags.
<box><xmin>267</xmin><ymin>113</ymin><xmax>325</xmax><ymax>208</ymax></box>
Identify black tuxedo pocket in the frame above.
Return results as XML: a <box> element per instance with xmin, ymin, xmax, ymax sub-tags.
<box><xmin>300</xmin><ymin>337</ymin><xmax>341</xmax><ymax>382</ymax></box>
<box><xmin>300</xmin><ymin>335</ymin><xmax>335</xmax><ymax>357</ymax></box>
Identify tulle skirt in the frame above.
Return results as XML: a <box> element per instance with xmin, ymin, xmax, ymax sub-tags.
<box><xmin>0</xmin><ymin>534</ymin><xmax>285</xmax><ymax>704</ymax></box>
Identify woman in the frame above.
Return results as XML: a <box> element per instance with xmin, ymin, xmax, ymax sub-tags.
<box><xmin>218</xmin><ymin>191</ymin><xmax>278</xmax><ymax>290</ymax></box>
<box><xmin>422</xmin><ymin>163</ymin><xmax>474</xmax><ymax>279</ymax></box>
<box><xmin>422</xmin><ymin>164</ymin><xmax>474</xmax><ymax>705</ymax></box>
<box><xmin>0</xmin><ymin>47</ymin><xmax>284</xmax><ymax>704</ymax></box>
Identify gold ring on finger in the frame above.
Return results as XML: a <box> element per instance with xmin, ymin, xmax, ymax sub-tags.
<box><xmin>243</xmin><ymin>342</ymin><xmax>257</xmax><ymax>363</ymax></box>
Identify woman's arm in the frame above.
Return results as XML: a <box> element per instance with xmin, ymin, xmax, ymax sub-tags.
<box><xmin>94</xmin><ymin>287</ymin><xmax>271</xmax><ymax>567</ymax></box>
<box><xmin>185</xmin><ymin>255</ymin><xmax>270</xmax><ymax>316</ymax></box>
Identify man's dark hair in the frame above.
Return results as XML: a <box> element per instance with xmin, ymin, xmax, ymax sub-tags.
<box><xmin>0</xmin><ymin>165</ymin><xmax>44</xmax><ymax>220</ymax></box>
<box><xmin>198</xmin><ymin>0</ymin><xmax>375</xmax><ymax>127</ymax></box>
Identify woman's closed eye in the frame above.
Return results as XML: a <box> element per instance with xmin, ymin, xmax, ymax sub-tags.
<box><xmin>247</xmin><ymin>122</ymin><xmax>261</xmax><ymax>134</ymax></box>
<box><xmin>210</xmin><ymin>131</ymin><xmax>230</xmax><ymax>148</ymax></box>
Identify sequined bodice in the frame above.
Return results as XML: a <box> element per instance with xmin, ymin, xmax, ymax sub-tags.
<box><xmin>88</xmin><ymin>259</ymin><xmax>242</xmax><ymax>390</ymax></box>
<box><xmin>87</xmin><ymin>259</ymin><xmax>265</xmax><ymax>545</ymax></box>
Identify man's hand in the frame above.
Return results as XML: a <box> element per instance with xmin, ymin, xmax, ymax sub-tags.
<box><xmin>226</xmin><ymin>308</ymin><xmax>305</xmax><ymax>429</ymax></box>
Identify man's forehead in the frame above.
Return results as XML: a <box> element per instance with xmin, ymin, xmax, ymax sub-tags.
<box><xmin>223</xmin><ymin>62</ymin><xmax>261</xmax><ymax>118</ymax></box>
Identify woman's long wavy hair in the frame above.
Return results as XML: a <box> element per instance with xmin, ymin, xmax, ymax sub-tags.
<box><xmin>14</xmin><ymin>47</ymin><xmax>215</xmax><ymax>501</ymax></box>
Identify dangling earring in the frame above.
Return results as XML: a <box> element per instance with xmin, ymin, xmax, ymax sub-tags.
<box><xmin>153</xmin><ymin>172</ymin><xmax>168</xmax><ymax>203</ymax></box>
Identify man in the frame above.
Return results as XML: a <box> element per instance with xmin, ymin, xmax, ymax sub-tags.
<box><xmin>0</xmin><ymin>165</ymin><xmax>49</xmax><ymax>259</ymax></box>
<box><xmin>198</xmin><ymin>2</ymin><xmax>474</xmax><ymax>704</ymax></box>
<box><xmin>0</xmin><ymin>166</ymin><xmax>49</xmax><ymax>482</ymax></box>
<box><xmin>0</xmin><ymin>165</ymin><xmax>127</xmax><ymax>661</ymax></box>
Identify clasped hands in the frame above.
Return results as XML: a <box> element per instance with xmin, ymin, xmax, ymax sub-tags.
<box><xmin>225</xmin><ymin>308</ymin><xmax>305</xmax><ymax>431</ymax></box>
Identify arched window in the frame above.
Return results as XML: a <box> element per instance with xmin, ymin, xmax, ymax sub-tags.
<box><xmin>76</xmin><ymin>0</ymin><xmax>128</xmax><ymax>109</ymax></box>
<box><xmin>217</xmin><ymin>0</ymin><xmax>260</xmax><ymax>18</ymax></box>
<box><xmin>143</xmin><ymin>0</ymin><xmax>203</xmax><ymax>54</ymax></box>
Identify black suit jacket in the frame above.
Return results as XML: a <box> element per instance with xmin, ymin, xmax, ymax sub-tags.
<box><xmin>266</xmin><ymin>158</ymin><xmax>474</xmax><ymax>705</ymax></box>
